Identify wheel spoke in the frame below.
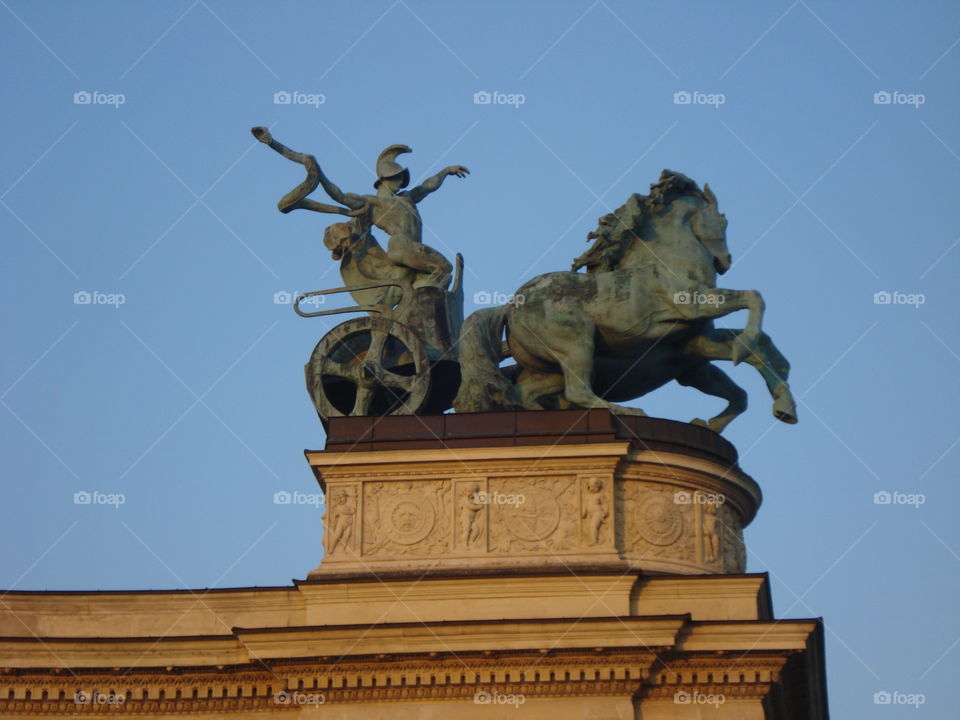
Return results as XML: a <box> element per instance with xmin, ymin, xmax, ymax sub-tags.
<box><xmin>380</xmin><ymin>370</ymin><xmax>416</xmax><ymax>390</ymax></box>
<box><xmin>366</xmin><ymin>329</ymin><xmax>388</xmax><ymax>363</ymax></box>
<box><xmin>309</xmin><ymin>316</ymin><xmax>431</xmax><ymax>419</ymax></box>
<box><xmin>352</xmin><ymin>385</ymin><xmax>373</xmax><ymax>415</ymax></box>
<box><xmin>318</xmin><ymin>357</ymin><xmax>361</xmax><ymax>382</ymax></box>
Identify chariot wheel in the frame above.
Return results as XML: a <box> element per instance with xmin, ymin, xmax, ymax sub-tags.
<box><xmin>306</xmin><ymin>316</ymin><xmax>431</xmax><ymax>419</ymax></box>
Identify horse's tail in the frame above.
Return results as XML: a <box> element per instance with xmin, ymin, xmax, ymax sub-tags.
<box><xmin>453</xmin><ymin>306</ymin><xmax>520</xmax><ymax>412</ymax></box>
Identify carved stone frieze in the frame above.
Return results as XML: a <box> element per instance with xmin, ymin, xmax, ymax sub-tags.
<box><xmin>362</xmin><ymin>479</ymin><xmax>452</xmax><ymax>557</ymax></box>
<box><xmin>311</xmin><ymin>435</ymin><xmax>758</xmax><ymax>576</ymax></box>
<box><xmin>324</xmin><ymin>484</ymin><xmax>358</xmax><ymax>556</ymax></box>
<box><xmin>488</xmin><ymin>476</ymin><xmax>577</xmax><ymax>553</ymax></box>
<box><xmin>619</xmin><ymin>479</ymin><xmax>746</xmax><ymax>573</ymax></box>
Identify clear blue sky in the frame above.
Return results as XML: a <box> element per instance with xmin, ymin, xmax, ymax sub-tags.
<box><xmin>1</xmin><ymin>1</ymin><xmax>957</xmax><ymax>716</ymax></box>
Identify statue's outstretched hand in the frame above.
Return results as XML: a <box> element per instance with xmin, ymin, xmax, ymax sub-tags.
<box><xmin>445</xmin><ymin>165</ymin><xmax>470</xmax><ymax>178</ymax></box>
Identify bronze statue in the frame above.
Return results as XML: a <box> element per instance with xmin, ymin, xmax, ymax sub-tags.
<box><xmin>251</xmin><ymin>127</ymin><xmax>468</xmax><ymax>289</ymax></box>
<box><xmin>253</xmin><ymin>128</ymin><xmax>796</xmax><ymax>433</ymax></box>
<box><xmin>252</xmin><ymin>128</ymin><xmax>467</xmax><ymax>422</ymax></box>
<box><xmin>453</xmin><ymin>170</ymin><xmax>797</xmax><ymax>433</ymax></box>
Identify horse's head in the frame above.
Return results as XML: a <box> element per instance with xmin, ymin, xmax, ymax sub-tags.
<box><xmin>575</xmin><ymin>171</ymin><xmax>732</xmax><ymax>278</ymax></box>
<box><xmin>690</xmin><ymin>183</ymin><xmax>731</xmax><ymax>275</ymax></box>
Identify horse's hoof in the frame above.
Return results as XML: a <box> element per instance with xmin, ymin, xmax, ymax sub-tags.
<box><xmin>774</xmin><ymin>407</ymin><xmax>798</xmax><ymax>424</ymax></box>
<box><xmin>611</xmin><ymin>406</ymin><xmax>647</xmax><ymax>417</ymax></box>
<box><xmin>773</xmin><ymin>390</ymin><xmax>798</xmax><ymax>424</ymax></box>
<box><xmin>692</xmin><ymin>417</ymin><xmax>730</xmax><ymax>433</ymax></box>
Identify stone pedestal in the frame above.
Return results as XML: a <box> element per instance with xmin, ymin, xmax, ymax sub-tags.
<box><xmin>307</xmin><ymin>410</ymin><xmax>760</xmax><ymax>577</ymax></box>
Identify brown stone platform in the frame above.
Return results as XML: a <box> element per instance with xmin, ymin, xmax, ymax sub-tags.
<box><xmin>321</xmin><ymin>409</ymin><xmax>739</xmax><ymax>468</ymax></box>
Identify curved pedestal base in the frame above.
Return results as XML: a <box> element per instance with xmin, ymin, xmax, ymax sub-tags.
<box><xmin>307</xmin><ymin>411</ymin><xmax>760</xmax><ymax>577</ymax></box>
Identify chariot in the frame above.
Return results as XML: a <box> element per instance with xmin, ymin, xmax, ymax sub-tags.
<box><xmin>294</xmin><ymin>255</ymin><xmax>464</xmax><ymax>425</ymax></box>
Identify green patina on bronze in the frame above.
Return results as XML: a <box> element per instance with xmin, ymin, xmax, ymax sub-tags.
<box><xmin>252</xmin><ymin>129</ymin><xmax>796</xmax><ymax>433</ymax></box>
<box><xmin>252</xmin><ymin>128</ymin><xmax>467</xmax><ymax>423</ymax></box>
<box><xmin>453</xmin><ymin>170</ymin><xmax>797</xmax><ymax>433</ymax></box>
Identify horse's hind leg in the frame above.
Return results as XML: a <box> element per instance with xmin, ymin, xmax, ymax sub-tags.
<box><xmin>686</xmin><ymin>329</ymin><xmax>797</xmax><ymax>424</ymax></box>
<box><xmin>677</xmin><ymin>362</ymin><xmax>747</xmax><ymax>433</ymax></box>
<box><xmin>509</xmin><ymin>304</ymin><xmax>645</xmax><ymax>416</ymax></box>
<box><xmin>516</xmin><ymin>371</ymin><xmax>567</xmax><ymax>410</ymax></box>
<box><xmin>553</xmin><ymin>333</ymin><xmax>648</xmax><ymax>417</ymax></box>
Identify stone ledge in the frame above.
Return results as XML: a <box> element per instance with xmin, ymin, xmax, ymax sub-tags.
<box><xmin>0</xmin><ymin>615</ymin><xmax>820</xmax><ymax>668</ymax></box>
<box><xmin>318</xmin><ymin>410</ymin><xmax>740</xmax><ymax>469</ymax></box>
<box><xmin>0</xmin><ymin>573</ymin><xmax>773</xmax><ymax>640</ymax></box>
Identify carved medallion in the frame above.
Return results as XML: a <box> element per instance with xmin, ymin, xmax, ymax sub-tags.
<box><xmin>381</xmin><ymin>492</ymin><xmax>436</xmax><ymax>545</ymax></box>
<box><xmin>636</xmin><ymin>494</ymin><xmax>683</xmax><ymax>546</ymax></box>
<box><xmin>503</xmin><ymin>488</ymin><xmax>561</xmax><ymax>542</ymax></box>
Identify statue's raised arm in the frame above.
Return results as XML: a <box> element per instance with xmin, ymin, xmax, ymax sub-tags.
<box><xmin>406</xmin><ymin>164</ymin><xmax>470</xmax><ymax>204</ymax></box>
<box><xmin>251</xmin><ymin>127</ymin><xmax>366</xmax><ymax>216</ymax></box>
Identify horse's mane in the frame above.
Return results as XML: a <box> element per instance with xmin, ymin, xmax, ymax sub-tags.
<box><xmin>572</xmin><ymin>169</ymin><xmax>706</xmax><ymax>273</ymax></box>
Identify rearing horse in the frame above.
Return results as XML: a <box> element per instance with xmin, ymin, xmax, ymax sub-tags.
<box><xmin>454</xmin><ymin>170</ymin><xmax>797</xmax><ymax>432</ymax></box>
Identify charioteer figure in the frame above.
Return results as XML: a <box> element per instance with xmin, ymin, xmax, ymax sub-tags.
<box><xmin>252</xmin><ymin>127</ymin><xmax>468</xmax><ymax>422</ymax></box>
<box><xmin>251</xmin><ymin>127</ymin><xmax>468</xmax><ymax>289</ymax></box>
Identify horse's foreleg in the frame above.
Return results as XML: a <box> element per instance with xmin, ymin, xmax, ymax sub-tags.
<box><xmin>678</xmin><ymin>289</ymin><xmax>765</xmax><ymax>365</ymax></box>
<box><xmin>677</xmin><ymin>362</ymin><xmax>748</xmax><ymax>433</ymax></box>
<box><xmin>716</xmin><ymin>289</ymin><xmax>764</xmax><ymax>365</ymax></box>
<box><xmin>686</xmin><ymin>330</ymin><xmax>797</xmax><ymax>425</ymax></box>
